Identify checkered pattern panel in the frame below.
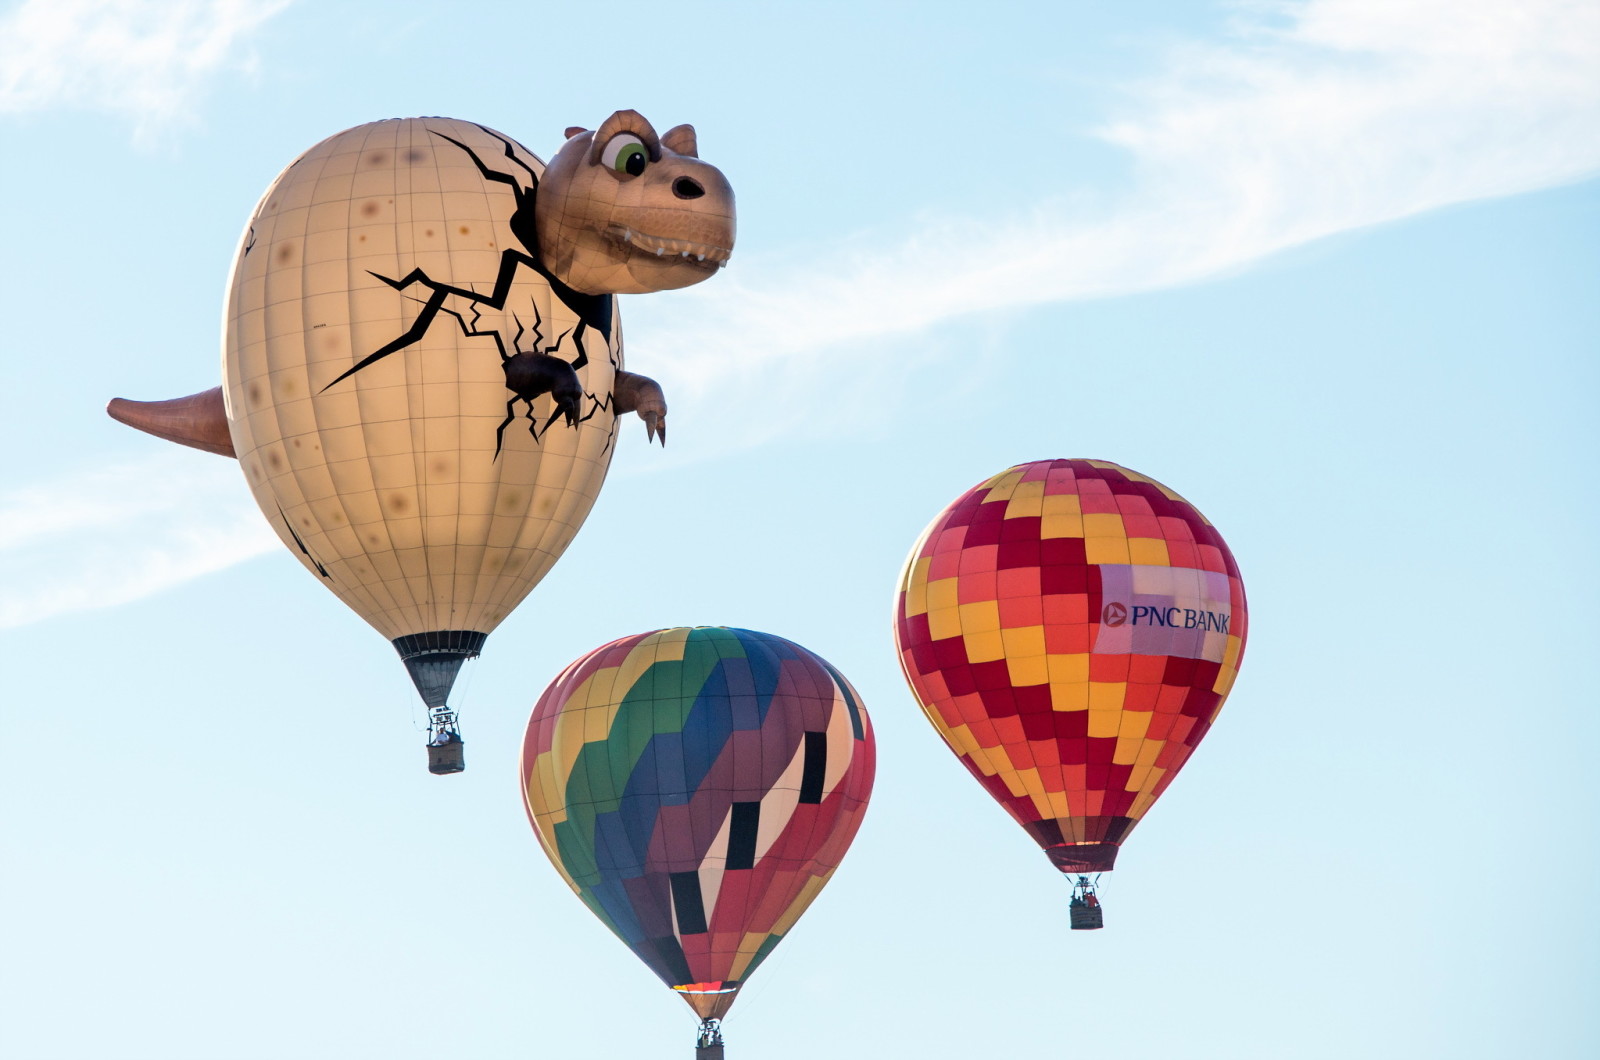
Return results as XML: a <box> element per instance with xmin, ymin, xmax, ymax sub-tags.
<box><xmin>894</xmin><ymin>460</ymin><xmax>1247</xmax><ymax>872</ymax></box>
<box><xmin>522</xmin><ymin>627</ymin><xmax>875</xmax><ymax>1020</ymax></box>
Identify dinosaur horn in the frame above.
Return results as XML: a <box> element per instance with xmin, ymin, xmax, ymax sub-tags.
<box><xmin>107</xmin><ymin>386</ymin><xmax>237</xmax><ymax>458</ymax></box>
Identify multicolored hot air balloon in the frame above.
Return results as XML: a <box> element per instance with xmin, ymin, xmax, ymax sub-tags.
<box><xmin>893</xmin><ymin>460</ymin><xmax>1247</xmax><ymax>928</ymax></box>
<box><xmin>521</xmin><ymin>627</ymin><xmax>875</xmax><ymax>1056</ymax></box>
<box><xmin>107</xmin><ymin>112</ymin><xmax>736</xmax><ymax>772</ymax></box>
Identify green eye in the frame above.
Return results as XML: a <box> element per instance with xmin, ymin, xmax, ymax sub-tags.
<box><xmin>600</xmin><ymin>133</ymin><xmax>649</xmax><ymax>176</ymax></box>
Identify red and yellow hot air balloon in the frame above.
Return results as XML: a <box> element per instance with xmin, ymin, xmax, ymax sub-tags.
<box><xmin>892</xmin><ymin>460</ymin><xmax>1247</xmax><ymax>928</ymax></box>
<box><xmin>521</xmin><ymin>627</ymin><xmax>875</xmax><ymax>1056</ymax></box>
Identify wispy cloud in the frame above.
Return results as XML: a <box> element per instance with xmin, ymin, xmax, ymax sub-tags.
<box><xmin>0</xmin><ymin>452</ymin><xmax>277</xmax><ymax>629</ymax></box>
<box><xmin>645</xmin><ymin>0</ymin><xmax>1600</xmax><ymax>444</ymax></box>
<box><xmin>8</xmin><ymin>0</ymin><xmax>1596</xmax><ymax>627</ymax></box>
<box><xmin>0</xmin><ymin>0</ymin><xmax>291</xmax><ymax>137</ymax></box>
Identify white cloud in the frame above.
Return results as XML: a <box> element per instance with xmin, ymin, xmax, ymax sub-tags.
<box><xmin>643</xmin><ymin>0</ymin><xmax>1600</xmax><ymax>445</ymax></box>
<box><xmin>0</xmin><ymin>0</ymin><xmax>291</xmax><ymax>137</ymax></box>
<box><xmin>0</xmin><ymin>452</ymin><xmax>277</xmax><ymax>629</ymax></box>
<box><xmin>8</xmin><ymin>0</ymin><xmax>1596</xmax><ymax>626</ymax></box>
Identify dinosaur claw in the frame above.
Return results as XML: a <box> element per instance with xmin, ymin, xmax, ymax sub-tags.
<box><xmin>642</xmin><ymin>410</ymin><xmax>666</xmax><ymax>446</ymax></box>
<box><xmin>613</xmin><ymin>370</ymin><xmax>667</xmax><ymax>447</ymax></box>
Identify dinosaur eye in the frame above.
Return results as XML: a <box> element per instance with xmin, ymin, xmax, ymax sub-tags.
<box><xmin>600</xmin><ymin>133</ymin><xmax>649</xmax><ymax>176</ymax></box>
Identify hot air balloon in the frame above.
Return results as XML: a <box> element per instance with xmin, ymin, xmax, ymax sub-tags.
<box><xmin>106</xmin><ymin>112</ymin><xmax>736</xmax><ymax>772</ymax></box>
<box><xmin>892</xmin><ymin>460</ymin><xmax>1247</xmax><ymax>928</ymax></box>
<box><xmin>521</xmin><ymin>627</ymin><xmax>875</xmax><ymax>1057</ymax></box>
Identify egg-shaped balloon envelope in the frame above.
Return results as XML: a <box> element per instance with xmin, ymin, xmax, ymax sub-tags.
<box><xmin>110</xmin><ymin>112</ymin><xmax>735</xmax><ymax>775</ymax></box>
<box><xmin>522</xmin><ymin>627</ymin><xmax>875</xmax><ymax>1052</ymax></box>
<box><xmin>893</xmin><ymin>460</ymin><xmax>1247</xmax><ymax>927</ymax></box>
<box><xmin>224</xmin><ymin>119</ymin><xmax>618</xmax><ymax>770</ymax></box>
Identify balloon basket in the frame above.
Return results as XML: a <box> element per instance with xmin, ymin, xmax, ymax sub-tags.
<box><xmin>427</xmin><ymin>738</ymin><xmax>465</xmax><ymax>775</ymax></box>
<box><xmin>1070</xmin><ymin>902</ymin><xmax>1104</xmax><ymax>930</ymax></box>
<box><xmin>1069</xmin><ymin>875</ymin><xmax>1103</xmax><ymax>930</ymax></box>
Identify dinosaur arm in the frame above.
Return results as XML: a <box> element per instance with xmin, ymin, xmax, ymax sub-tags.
<box><xmin>612</xmin><ymin>370</ymin><xmax>667</xmax><ymax>446</ymax></box>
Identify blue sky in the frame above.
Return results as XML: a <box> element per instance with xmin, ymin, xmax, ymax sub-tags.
<box><xmin>1</xmin><ymin>2</ymin><xmax>1596</xmax><ymax>1057</ymax></box>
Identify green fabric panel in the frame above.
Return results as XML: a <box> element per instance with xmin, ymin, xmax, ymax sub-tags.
<box><xmin>742</xmin><ymin>932</ymin><xmax>785</xmax><ymax>979</ymax></box>
<box><xmin>552</xmin><ymin>631</ymin><xmax>739</xmax><ymax>886</ymax></box>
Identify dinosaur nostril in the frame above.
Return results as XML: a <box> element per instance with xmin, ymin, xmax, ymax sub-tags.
<box><xmin>672</xmin><ymin>176</ymin><xmax>705</xmax><ymax>199</ymax></box>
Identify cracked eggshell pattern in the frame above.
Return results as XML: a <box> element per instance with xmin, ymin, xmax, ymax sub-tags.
<box><xmin>222</xmin><ymin>118</ymin><xmax>619</xmax><ymax>641</ymax></box>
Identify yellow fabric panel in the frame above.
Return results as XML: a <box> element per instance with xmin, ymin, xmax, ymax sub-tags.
<box><xmin>925</xmin><ymin>578</ymin><xmax>958</xmax><ymax>612</ymax></box>
<box><xmin>957</xmin><ymin>600</ymin><xmax>1001</xmax><ymax>634</ymax></box>
<box><xmin>1041</xmin><ymin>492</ymin><xmax>1082</xmax><ymax>517</ymax></box>
<box><xmin>1006</xmin><ymin>652</ymin><xmax>1049</xmax><ymax>688</ymax></box>
<box><xmin>1128</xmin><ymin>537</ymin><xmax>1171</xmax><ymax>566</ymax></box>
<box><xmin>902</xmin><ymin>556</ymin><xmax>933</xmax><ymax>617</ymax></box>
<box><xmin>770</xmin><ymin>871</ymin><xmax>831</xmax><ymax>937</ymax></box>
<box><xmin>1088</xmin><ymin>682</ymin><xmax>1126</xmax><ymax>712</ymax></box>
<box><xmin>1112</xmin><ymin>735</ymin><xmax>1148</xmax><ymax>766</ymax></box>
<box><xmin>927</xmin><ymin>605</ymin><xmax>962</xmax><ymax>641</ymax></box>
<box><xmin>984</xmin><ymin>468</ymin><xmax>1026</xmax><ymax>494</ymax></box>
<box><xmin>1003</xmin><ymin>480</ymin><xmax>1045</xmax><ymax>517</ymax></box>
<box><xmin>1039</xmin><ymin>512</ymin><xmax>1085</xmax><ymax>539</ymax></box>
<box><xmin>1000</xmin><ymin>625</ymin><xmax>1046</xmax><ymax>663</ymax></box>
<box><xmin>966</xmin><ymin>743</ymin><xmax>1002</xmax><ymax>778</ymax></box>
<box><xmin>728</xmin><ymin>930</ymin><xmax>776</xmax><ymax>982</ymax></box>
<box><xmin>1081</xmin><ymin>513</ymin><xmax>1125</xmax><ymax>539</ymax></box>
<box><xmin>1215</xmin><ymin>662</ymin><xmax>1240</xmax><ymax>698</ymax></box>
<box><xmin>1127</xmin><ymin>768</ymin><xmax>1168</xmax><ymax>816</ymax></box>
<box><xmin>1050</xmin><ymin>681</ymin><xmax>1089</xmax><ymax>711</ymax></box>
<box><xmin>942</xmin><ymin>723</ymin><xmax>985</xmax><ymax>762</ymax></box>
<box><xmin>962</xmin><ymin>629</ymin><xmax>1006</xmax><ymax>664</ymax></box>
<box><xmin>1084</xmin><ymin>535</ymin><xmax>1133</xmax><ymax>565</ymax></box>
<box><xmin>1117</xmin><ymin>711</ymin><xmax>1153</xmax><ymax>741</ymax></box>
<box><xmin>1043</xmin><ymin>789</ymin><xmax>1075</xmax><ymax>819</ymax></box>
<box><xmin>1222</xmin><ymin>634</ymin><xmax>1243</xmax><ymax>674</ymax></box>
<box><xmin>1087</xmin><ymin>708</ymin><xmax>1122</xmax><ymax>738</ymax></box>
<box><xmin>1048</xmin><ymin>655</ymin><xmax>1090</xmax><ymax>684</ymax></box>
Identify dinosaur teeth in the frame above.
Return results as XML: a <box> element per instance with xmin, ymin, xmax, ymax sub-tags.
<box><xmin>604</xmin><ymin>224</ymin><xmax>731</xmax><ymax>265</ymax></box>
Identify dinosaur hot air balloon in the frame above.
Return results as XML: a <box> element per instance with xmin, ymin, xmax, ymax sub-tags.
<box><xmin>521</xmin><ymin>627</ymin><xmax>875</xmax><ymax>1057</ymax></box>
<box><xmin>893</xmin><ymin>460</ymin><xmax>1247</xmax><ymax>928</ymax></box>
<box><xmin>107</xmin><ymin>112</ymin><xmax>735</xmax><ymax>773</ymax></box>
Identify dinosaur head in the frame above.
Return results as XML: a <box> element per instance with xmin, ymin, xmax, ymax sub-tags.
<box><xmin>535</xmin><ymin>110</ymin><xmax>736</xmax><ymax>295</ymax></box>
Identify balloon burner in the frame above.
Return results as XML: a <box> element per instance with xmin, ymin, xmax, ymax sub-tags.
<box><xmin>695</xmin><ymin>1018</ymin><xmax>725</xmax><ymax>1059</ymax></box>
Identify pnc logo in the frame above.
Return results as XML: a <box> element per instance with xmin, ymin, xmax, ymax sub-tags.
<box><xmin>1102</xmin><ymin>603</ymin><xmax>1128</xmax><ymax>627</ymax></box>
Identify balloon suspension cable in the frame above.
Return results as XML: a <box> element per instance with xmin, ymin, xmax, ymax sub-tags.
<box><xmin>695</xmin><ymin>1018</ymin><xmax>726</xmax><ymax>1058</ymax></box>
<box><xmin>1069</xmin><ymin>873</ymin><xmax>1105</xmax><ymax>931</ymax></box>
<box><xmin>424</xmin><ymin>706</ymin><xmax>465</xmax><ymax>775</ymax></box>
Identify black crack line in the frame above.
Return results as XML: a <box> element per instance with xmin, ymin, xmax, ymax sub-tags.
<box><xmin>278</xmin><ymin>504</ymin><xmax>331</xmax><ymax>580</ymax></box>
<box><xmin>319</xmin><ymin>126</ymin><xmax>613</xmax><ymax>396</ymax></box>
